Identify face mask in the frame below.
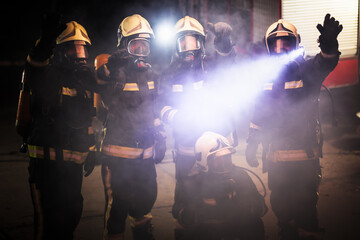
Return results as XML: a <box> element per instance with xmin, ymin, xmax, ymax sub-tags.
<box><xmin>127</xmin><ymin>38</ymin><xmax>150</xmax><ymax>57</ymax></box>
<box><xmin>64</xmin><ymin>41</ymin><xmax>89</xmax><ymax>60</ymax></box>
<box><xmin>268</xmin><ymin>37</ymin><xmax>296</xmax><ymax>55</ymax></box>
<box><xmin>177</xmin><ymin>35</ymin><xmax>201</xmax><ymax>53</ymax></box>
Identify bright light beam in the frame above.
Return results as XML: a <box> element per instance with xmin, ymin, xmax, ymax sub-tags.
<box><xmin>173</xmin><ymin>48</ymin><xmax>306</xmax><ymax>132</ymax></box>
<box><xmin>205</xmin><ymin>47</ymin><xmax>305</xmax><ymax>111</ymax></box>
<box><xmin>154</xmin><ymin>21</ymin><xmax>175</xmax><ymax>46</ymax></box>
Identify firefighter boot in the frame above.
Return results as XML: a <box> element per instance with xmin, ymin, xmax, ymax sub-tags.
<box><xmin>131</xmin><ymin>220</ymin><xmax>155</xmax><ymax>240</ymax></box>
<box><xmin>298</xmin><ymin>227</ymin><xmax>325</xmax><ymax>240</ymax></box>
<box><xmin>105</xmin><ymin>233</ymin><xmax>125</xmax><ymax>240</ymax></box>
<box><xmin>278</xmin><ymin>220</ymin><xmax>299</xmax><ymax>240</ymax></box>
<box><xmin>174</xmin><ymin>229</ymin><xmax>194</xmax><ymax>240</ymax></box>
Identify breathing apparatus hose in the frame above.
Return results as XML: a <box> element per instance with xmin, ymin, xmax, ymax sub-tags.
<box><xmin>238</xmin><ymin>166</ymin><xmax>267</xmax><ymax>198</ymax></box>
<box><xmin>322</xmin><ymin>84</ymin><xmax>337</xmax><ymax>127</ymax></box>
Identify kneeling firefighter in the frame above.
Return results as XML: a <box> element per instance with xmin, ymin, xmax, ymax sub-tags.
<box><xmin>95</xmin><ymin>14</ymin><xmax>166</xmax><ymax>240</ymax></box>
<box><xmin>177</xmin><ymin>131</ymin><xmax>267</xmax><ymax>240</ymax></box>
<box><xmin>21</xmin><ymin>13</ymin><xmax>98</xmax><ymax>240</ymax></box>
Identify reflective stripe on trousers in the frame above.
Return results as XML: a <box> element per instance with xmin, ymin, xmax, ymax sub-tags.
<box><xmin>28</xmin><ymin>145</ymin><xmax>88</xmax><ymax>164</ymax></box>
<box><xmin>101</xmin><ymin>144</ymin><xmax>154</xmax><ymax>159</ymax></box>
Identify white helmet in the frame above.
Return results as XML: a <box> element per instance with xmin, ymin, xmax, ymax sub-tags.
<box><xmin>188</xmin><ymin>131</ymin><xmax>235</xmax><ymax>176</ymax></box>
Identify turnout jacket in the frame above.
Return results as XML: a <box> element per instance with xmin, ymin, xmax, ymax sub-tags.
<box><xmin>250</xmin><ymin>53</ymin><xmax>339</xmax><ymax>160</ymax></box>
<box><xmin>97</xmin><ymin>59</ymin><xmax>159</xmax><ymax>154</ymax></box>
<box><xmin>25</xmin><ymin>44</ymin><xmax>97</xmax><ymax>162</ymax></box>
<box><xmin>159</xmin><ymin>64</ymin><xmax>235</xmax><ymax>151</ymax></box>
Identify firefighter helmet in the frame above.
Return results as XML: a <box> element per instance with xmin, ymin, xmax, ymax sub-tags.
<box><xmin>54</xmin><ymin>21</ymin><xmax>91</xmax><ymax>62</ymax></box>
<box><xmin>174</xmin><ymin>16</ymin><xmax>205</xmax><ymax>53</ymax></box>
<box><xmin>117</xmin><ymin>14</ymin><xmax>154</xmax><ymax>48</ymax></box>
<box><xmin>195</xmin><ymin>131</ymin><xmax>235</xmax><ymax>161</ymax></box>
<box><xmin>265</xmin><ymin>19</ymin><xmax>300</xmax><ymax>54</ymax></box>
<box><xmin>188</xmin><ymin>131</ymin><xmax>235</xmax><ymax>175</ymax></box>
<box><xmin>173</xmin><ymin>16</ymin><xmax>205</xmax><ymax>66</ymax></box>
<box><xmin>56</xmin><ymin>21</ymin><xmax>91</xmax><ymax>45</ymax></box>
<box><xmin>174</xmin><ymin>16</ymin><xmax>205</xmax><ymax>37</ymax></box>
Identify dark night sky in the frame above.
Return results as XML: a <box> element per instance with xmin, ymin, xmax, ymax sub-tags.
<box><xmin>1</xmin><ymin>0</ymin><xmax>182</xmax><ymax>63</ymax></box>
<box><xmin>0</xmin><ymin>0</ymin><xmax>183</xmax><ymax>105</ymax></box>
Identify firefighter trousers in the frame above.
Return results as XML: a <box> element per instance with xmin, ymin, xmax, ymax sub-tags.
<box><xmin>268</xmin><ymin>160</ymin><xmax>322</xmax><ymax>239</ymax></box>
<box><xmin>28</xmin><ymin>158</ymin><xmax>84</xmax><ymax>240</ymax></box>
<box><xmin>101</xmin><ymin>155</ymin><xmax>157</xmax><ymax>238</ymax></box>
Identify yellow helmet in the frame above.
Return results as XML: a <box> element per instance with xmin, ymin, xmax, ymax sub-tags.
<box><xmin>117</xmin><ymin>14</ymin><xmax>154</xmax><ymax>47</ymax></box>
<box><xmin>56</xmin><ymin>21</ymin><xmax>91</xmax><ymax>45</ymax></box>
<box><xmin>174</xmin><ymin>16</ymin><xmax>205</xmax><ymax>37</ymax></box>
<box><xmin>265</xmin><ymin>19</ymin><xmax>300</xmax><ymax>54</ymax></box>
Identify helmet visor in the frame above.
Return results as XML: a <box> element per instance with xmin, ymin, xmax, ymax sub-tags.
<box><xmin>64</xmin><ymin>41</ymin><xmax>89</xmax><ymax>59</ymax></box>
<box><xmin>177</xmin><ymin>35</ymin><xmax>201</xmax><ymax>53</ymax></box>
<box><xmin>268</xmin><ymin>37</ymin><xmax>296</xmax><ymax>54</ymax></box>
<box><xmin>127</xmin><ymin>38</ymin><xmax>150</xmax><ymax>57</ymax></box>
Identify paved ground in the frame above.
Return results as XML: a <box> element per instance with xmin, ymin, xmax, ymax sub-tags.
<box><xmin>1</xmin><ymin>75</ymin><xmax>360</xmax><ymax>240</ymax></box>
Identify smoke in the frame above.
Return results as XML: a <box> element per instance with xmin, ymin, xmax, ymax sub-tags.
<box><xmin>174</xmin><ymin>48</ymin><xmax>305</xmax><ymax>132</ymax></box>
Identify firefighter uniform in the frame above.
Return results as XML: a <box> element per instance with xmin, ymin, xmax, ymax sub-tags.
<box><xmin>95</xmin><ymin>14</ymin><xmax>163</xmax><ymax>240</ymax></box>
<box><xmin>246</xmin><ymin>15</ymin><xmax>342</xmax><ymax>239</ymax></box>
<box><xmin>159</xmin><ymin>17</ymin><xmax>240</xmax><ymax>240</ymax></box>
<box><xmin>21</xmin><ymin>18</ymin><xmax>97</xmax><ymax>240</ymax></box>
<box><xmin>177</xmin><ymin>131</ymin><xmax>267</xmax><ymax>240</ymax></box>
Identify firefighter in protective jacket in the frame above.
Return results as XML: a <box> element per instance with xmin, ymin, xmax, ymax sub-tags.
<box><xmin>95</xmin><ymin>14</ymin><xmax>165</xmax><ymax>240</ymax></box>
<box><xmin>245</xmin><ymin>14</ymin><xmax>342</xmax><ymax>240</ymax></box>
<box><xmin>158</xmin><ymin>16</ymin><xmax>238</xmax><ymax>240</ymax></box>
<box><xmin>22</xmin><ymin>14</ymin><xmax>98</xmax><ymax>240</ymax></box>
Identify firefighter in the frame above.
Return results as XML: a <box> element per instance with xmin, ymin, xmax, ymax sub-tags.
<box><xmin>190</xmin><ymin>131</ymin><xmax>267</xmax><ymax>240</ymax></box>
<box><xmin>158</xmin><ymin>16</ymin><xmax>238</xmax><ymax>240</ymax></box>
<box><xmin>245</xmin><ymin>14</ymin><xmax>342</xmax><ymax>240</ymax></box>
<box><xmin>94</xmin><ymin>14</ymin><xmax>165</xmax><ymax>240</ymax></box>
<box><xmin>22</xmin><ymin>13</ymin><xmax>98</xmax><ymax>240</ymax></box>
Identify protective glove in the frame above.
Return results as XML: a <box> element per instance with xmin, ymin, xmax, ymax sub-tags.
<box><xmin>245</xmin><ymin>141</ymin><xmax>259</xmax><ymax>167</ymax></box>
<box><xmin>316</xmin><ymin>13</ymin><xmax>343</xmax><ymax>55</ymax></box>
<box><xmin>153</xmin><ymin>123</ymin><xmax>167</xmax><ymax>164</ymax></box>
<box><xmin>19</xmin><ymin>142</ymin><xmax>28</xmax><ymax>153</ymax></box>
<box><xmin>106</xmin><ymin>49</ymin><xmax>133</xmax><ymax>74</ymax></box>
<box><xmin>207</xmin><ymin>22</ymin><xmax>233</xmax><ymax>54</ymax></box>
<box><xmin>84</xmin><ymin>151</ymin><xmax>96</xmax><ymax>177</ymax></box>
<box><xmin>245</xmin><ymin>128</ymin><xmax>261</xmax><ymax>167</ymax></box>
<box><xmin>154</xmin><ymin>138</ymin><xmax>166</xmax><ymax>164</ymax></box>
<box><xmin>40</xmin><ymin>12</ymin><xmax>67</xmax><ymax>44</ymax></box>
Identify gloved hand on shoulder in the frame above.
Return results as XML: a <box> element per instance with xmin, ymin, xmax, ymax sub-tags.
<box><xmin>317</xmin><ymin>13</ymin><xmax>343</xmax><ymax>55</ymax></box>
<box><xmin>207</xmin><ymin>22</ymin><xmax>233</xmax><ymax>54</ymax></box>
<box><xmin>106</xmin><ymin>49</ymin><xmax>133</xmax><ymax>73</ymax></box>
